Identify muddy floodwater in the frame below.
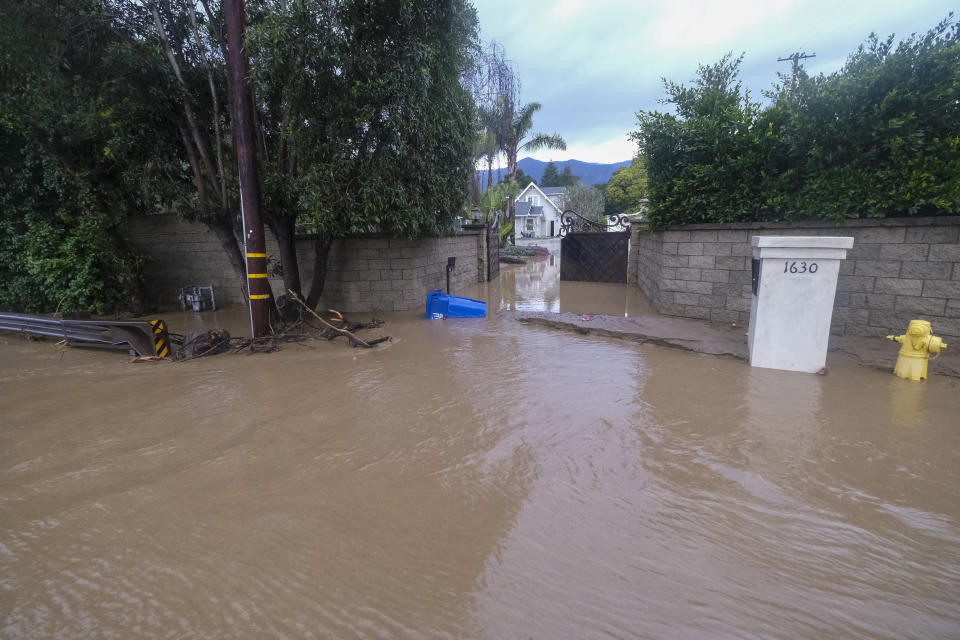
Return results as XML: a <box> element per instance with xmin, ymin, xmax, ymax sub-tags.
<box><xmin>2</xmin><ymin>252</ymin><xmax>959</xmax><ymax>639</ymax></box>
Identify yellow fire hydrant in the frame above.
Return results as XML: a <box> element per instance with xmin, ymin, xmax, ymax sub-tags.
<box><xmin>887</xmin><ymin>320</ymin><xmax>947</xmax><ymax>381</ymax></box>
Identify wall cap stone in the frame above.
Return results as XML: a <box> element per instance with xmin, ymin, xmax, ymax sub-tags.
<box><xmin>632</xmin><ymin>216</ymin><xmax>960</xmax><ymax>232</ymax></box>
<box><xmin>292</xmin><ymin>229</ymin><xmax>483</xmax><ymax>240</ymax></box>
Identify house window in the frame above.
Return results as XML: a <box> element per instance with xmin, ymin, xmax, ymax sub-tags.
<box><xmin>525</xmin><ymin>218</ymin><xmax>534</xmax><ymax>231</ymax></box>
<box><xmin>528</xmin><ymin>195</ymin><xmax>539</xmax><ymax>206</ymax></box>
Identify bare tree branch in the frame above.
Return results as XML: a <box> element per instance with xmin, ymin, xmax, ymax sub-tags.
<box><xmin>148</xmin><ymin>0</ymin><xmax>221</xmax><ymax>207</ymax></box>
<box><xmin>187</xmin><ymin>1</ymin><xmax>227</xmax><ymax>209</ymax></box>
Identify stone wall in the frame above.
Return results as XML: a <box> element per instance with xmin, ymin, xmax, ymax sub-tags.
<box><xmin>629</xmin><ymin>217</ymin><xmax>960</xmax><ymax>339</ymax></box>
<box><xmin>127</xmin><ymin>214</ymin><xmax>489</xmax><ymax>313</ymax></box>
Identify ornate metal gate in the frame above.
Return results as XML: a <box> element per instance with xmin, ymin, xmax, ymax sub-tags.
<box><xmin>559</xmin><ymin>210</ymin><xmax>630</xmax><ymax>283</ymax></box>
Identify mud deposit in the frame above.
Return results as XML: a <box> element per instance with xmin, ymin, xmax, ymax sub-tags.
<box><xmin>1</xmin><ymin>255</ymin><xmax>959</xmax><ymax>639</ymax></box>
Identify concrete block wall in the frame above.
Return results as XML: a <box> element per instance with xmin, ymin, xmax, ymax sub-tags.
<box><xmin>629</xmin><ymin>228</ymin><xmax>663</xmax><ymax>307</ymax></box>
<box><xmin>630</xmin><ymin>217</ymin><xmax>960</xmax><ymax>339</ymax></box>
<box><xmin>316</xmin><ymin>233</ymin><xmax>482</xmax><ymax>313</ymax></box>
<box><xmin>128</xmin><ymin>214</ymin><xmax>489</xmax><ymax>313</ymax></box>
<box><xmin>127</xmin><ymin>215</ymin><xmax>244</xmax><ymax>306</ymax></box>
<box><xmin>463</xmin><ymin>223</ymin><xmax>491</xmax><ymax>283</ymax></box>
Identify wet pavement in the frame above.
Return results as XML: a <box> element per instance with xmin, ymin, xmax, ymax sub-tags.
<box><xmin>1</xmin><ymin>248</ymin><xmax>959</xmax><ymax>639</ymax></box>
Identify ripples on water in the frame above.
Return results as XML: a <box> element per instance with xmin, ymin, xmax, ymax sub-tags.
<box><xmin>1</xmin><ymin>257</ymin><xmax>958</xmax><ymax>639</ymax></box>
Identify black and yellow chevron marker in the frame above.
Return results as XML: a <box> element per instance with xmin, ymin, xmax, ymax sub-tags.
<box><xmin>150</xmin><ymin>319</ymin><xmax>170</xmax><ymax>358</ymax></box>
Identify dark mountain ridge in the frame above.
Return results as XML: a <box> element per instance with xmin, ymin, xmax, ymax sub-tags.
<box><xmin>476</xmin><ymin>157</ymin><xmax>630</xmax><ymax>190</ymax></box>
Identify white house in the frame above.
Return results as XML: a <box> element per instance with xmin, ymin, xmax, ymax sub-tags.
<box><xmin>515</xmin><ymin>182</ymin><xmax>568</xmax><ymax>237</ymax></box>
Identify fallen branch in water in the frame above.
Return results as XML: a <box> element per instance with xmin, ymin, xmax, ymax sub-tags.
<box><xmin>287</xmin><ymin>290</ymin><xmax>390</xmax><ymax>348</ymax></box>
<box><xmin>168</xmin><ymin>296</ymin><xmax>389</xmax><ymax>361</ymax></box>
<box><xmin>175</xmin><ymin>329</ymin><xmax>232</xmax><ymax>360</ymax></box>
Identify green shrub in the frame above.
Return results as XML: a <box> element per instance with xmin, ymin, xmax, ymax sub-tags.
<box><xmin>633</xmin><ymin>17</ymin><xmax>960</xmax><ymax>229</ymax></box>
<box><xmin>498</xmin><ymin>220</ymin><xmax>514</xmax><ymax>245</ymax></box>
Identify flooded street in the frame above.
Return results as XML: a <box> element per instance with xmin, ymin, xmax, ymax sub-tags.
<box><xmin>2</xmin><ymin>251</ymin><xmax>959</xmax><ymax>639</ymax></box>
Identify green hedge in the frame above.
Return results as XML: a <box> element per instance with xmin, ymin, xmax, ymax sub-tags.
<box><xmin>632</xmin><ymin>17</ymin><xmax>960</xmax><ymax>230</ymax></box>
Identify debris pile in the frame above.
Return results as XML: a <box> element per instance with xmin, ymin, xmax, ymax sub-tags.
<box><xmin>177</xmin><ymin>329</ymin><xmax>232</xmax><ymax>360</ymax></box>
<box><xmin>169</xmin><ymin>292</ymin><xmax>390</xmax><ymax>362</ymax></box>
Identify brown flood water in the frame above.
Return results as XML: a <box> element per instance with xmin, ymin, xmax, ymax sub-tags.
<box><xmin>1</xmin><ymin>251</ymin><xmax>959</xmax><ymax>639</ymax></box>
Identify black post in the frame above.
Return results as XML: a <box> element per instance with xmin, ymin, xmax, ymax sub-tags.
<box><xmin>225</xmin><ymin>0</ymin><xmax>270</xmax><ymax>337</ymax></box>
<box><xmin>446</xmin><ymin>257</ymin><xmax>456</xmax><ymax>294</ymax></box>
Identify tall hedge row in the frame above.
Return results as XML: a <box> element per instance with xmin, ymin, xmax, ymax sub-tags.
<box><xmin>632</xmin><ymin>17</ymin><xmax>960</xmax><ymax>230</ymax></box>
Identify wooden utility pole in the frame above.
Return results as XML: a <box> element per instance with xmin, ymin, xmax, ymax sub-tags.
<box><xmin>777</xmin><ymin>51</ymin><xmax>816</xmax><ymax>100</ymax></box>
<box><xmin>224</xmin><ymin>0</ymin><xmax>270</xmax><ymax>337</ymax></box>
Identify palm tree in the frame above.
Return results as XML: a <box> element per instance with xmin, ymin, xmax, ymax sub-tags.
<box><xmin>476</xmin><ymin>125</ymin><xmax>499</xmax><ymax>190</ymax></box>
<box><xmin>491</xmin><ymin>101</ymin><xmax>566</xmax><ymax>228</ymax></box>
<box><xmin>501</xmin><ymin>102</ymin><xmax>566</xmax><ymax>186</ymax></box>
<box><xmin>470</xmin><ymin>127</ymin><xmax>498</xmax><ymax>206</ymax></box>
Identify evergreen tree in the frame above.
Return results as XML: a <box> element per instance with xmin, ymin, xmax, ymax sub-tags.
<box><xmin>515</xmin><ymin>168</ymin><xmax>533</xmax><ymax>188</ymax></box>
<box><xmin>557</xmin><ymin>166</ymin><xmax>579</xmax><ymax>187</ymax></box>
<box><xmin>540</xmin><ymin>162</ymin><xmax>560</xmax><ymax>186</ymax></box>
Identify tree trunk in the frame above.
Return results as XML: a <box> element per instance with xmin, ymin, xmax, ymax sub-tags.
<box><xmin>507</xmin><ymin>147</ymin><xmax>518</xmax><ymax>229</ymax></box>
<box><xmin>305</xmin><ymin>232</ymin><xmax>333</xmax><ymax>310</ymax></box>
<box><xmin>265</xmin><ymin>213</ymin><xmax>302</xmax><ymax>299</ymax></box>
<box><xmin>469</xmin><ymin>174</ymin><xmax>481</xmax><ymax>208</ymax></box>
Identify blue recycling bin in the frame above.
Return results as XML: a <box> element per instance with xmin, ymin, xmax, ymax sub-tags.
<box><xmin>425</xmin><ymin>290</ymin><xmax>486</xmax><ymax>319</ymax></box>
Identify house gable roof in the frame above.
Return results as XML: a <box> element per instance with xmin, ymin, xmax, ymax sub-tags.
<box><xmin>516</xmin><ymin>182</ymin><xmax>565</xmax><ymax>210</ymax></box>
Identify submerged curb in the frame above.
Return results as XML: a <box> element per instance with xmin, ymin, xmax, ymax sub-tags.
<box><xmin>510</xmin><ymin>311</ymin><xmax>960</xmax><ymax>379</ymax></box>
<box><xmin>511</xmin><ymin>311</ymin><xmax>749</xmax><ymax>360</ymax></box>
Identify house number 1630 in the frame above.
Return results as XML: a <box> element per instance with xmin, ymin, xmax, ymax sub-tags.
<box><xmin>784</xmin><ymin>261</ymin><xmax>818</xmax><ymax>274</ymax></box>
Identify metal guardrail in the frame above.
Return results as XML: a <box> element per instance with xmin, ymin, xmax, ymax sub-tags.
<box><xmin>0</xmin><ymin>312</ymin><xmax>160</xmax><ymax>357</ymax></box>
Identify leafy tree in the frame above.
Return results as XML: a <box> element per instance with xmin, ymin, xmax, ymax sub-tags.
<box><xmin>605</xmin><ymin>157</ymin><xmax>648</xmax><ymax>214</ymax></box>
<box><xmin>146</xmin><ymin>0</ymin><xmax>480</xmax><ymax>308</ymax></box>
<box><xmin>632</xmin><ymin>53</ymin><xmax>766</xmax><ymax>229</ymax></box>
<box><xmin>777</xmin><ymin>17</ymin><xmax>960</xmax><ymax>219</ymax></box>
<box><xmin>480</xmin><ymin>181</ymin><xmax>520</xmax><ymax>221</ymax></box>
<box><xmin>0</xmin><ymin>0</ymin><xmax>483</xmax><ymax>313</ymax></box>
<box><xmin>0</xmin><ymin>0</ymin><xmax>174</xmax><ymax>313</ymax></box>
<box><xmin>145</xmin><ymin>0</ymin><xmax>253</xmax><ymax>293</ymax></box>
<box><xmin>633</xmin><ymin>16</ymin><xmax>960</xmax><ymax>230</ymax></box>
<box><xmin>565</xmin><ymin>183</ymin><xmax>606</xmax><ymax>222</ymax></box>
<box><xmin>540</xmin><ymin>162</ymin><xmax>560</xmax><ymax>186</ymax></box>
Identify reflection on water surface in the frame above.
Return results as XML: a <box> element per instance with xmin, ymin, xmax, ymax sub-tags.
<box><xmin>498</xmin><ymin>247</ymin><xmax>654</xmax><ymax>316</ymax></box>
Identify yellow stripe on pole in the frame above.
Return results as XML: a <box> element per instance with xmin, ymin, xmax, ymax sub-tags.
<box><xmin>246</xmin><ymin>252</ymin><xmax>267</xmax><ymax>258</ymax></box>
<box><xmin>247</xmin><ymin>273</ymin><xmax>269</xmax><ymax>278</ymax></box>
<box><xmin>249</xmin><ymin>294</ymin><xmax>271</xmax><ymax>300</ymax></box>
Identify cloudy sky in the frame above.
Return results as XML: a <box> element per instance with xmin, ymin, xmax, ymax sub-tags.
<box><xmin>472</xmin><ymin>0</ymin><xmax>957</xmax><ymax>165</ymax></box>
